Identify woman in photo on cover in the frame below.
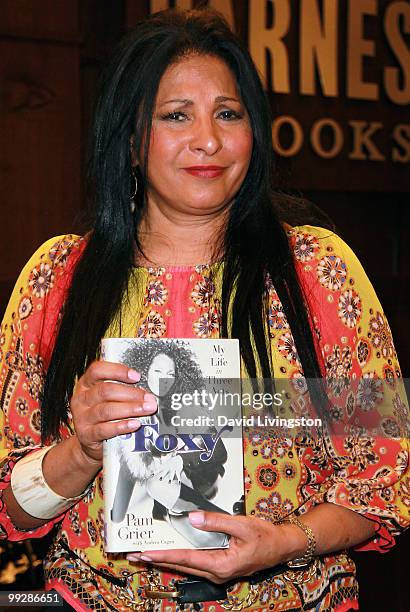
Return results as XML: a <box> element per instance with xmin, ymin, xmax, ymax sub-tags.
<box><xmin>110</xmin><ymin>339</ymin><xmax>229</xmax><ymax>548</ymax></box>
<box><xmin>0</xmin><ymin>8</ymin><xmax>409</xmax><ymax>612</ymax></box>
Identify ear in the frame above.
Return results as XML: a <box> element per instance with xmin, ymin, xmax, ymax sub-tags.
<box><xmin>130</xmin><ymin>135</ymin><xmax>139</xmax><ymax>168</ymax></box>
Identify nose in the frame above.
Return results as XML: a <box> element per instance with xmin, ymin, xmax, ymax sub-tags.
<box><xmin>189</xmin><ymin>117</ymin><xmax>222</xmax><ymax>156</ymax></box>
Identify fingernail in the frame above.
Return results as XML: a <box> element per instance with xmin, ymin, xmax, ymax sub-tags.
<box><xmin>128</xmin><ymin>369</ymin><xmax>141</xmax><ymax>382</ymax></box>
<box><xmin>128</xmin><ymin>418</ymin><xmax>141</xmax><ymax>428</ymax></box>
<box><xmin>144</xmin><ymin>392</ymin><xmax>157</xmax><ymax>404</ymax></box>
<box><xmin>127</xmin><ymin>553</ymin><xmax>141</xmax><ymax>561</ymax></box>
<box><xmin>189</xmin><ymin>511</ymin><xmax>205</xmax><ymax>526</ymax></box>
<box><xmin>143</xmin><ymin>402</ymin><xmax>156</xmax><ymax>412</ymax></box>
<box><xmin>120</xmin><ymin>418</ymin><xmax>140</xmax><ymax>432</ymax></box>
<box><xmin>140</xmin><ymin>555</ymin><xmax>152</xmax><ymax>562</ymax></box>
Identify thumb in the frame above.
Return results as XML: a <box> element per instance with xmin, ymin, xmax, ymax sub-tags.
<box><xmin>188</xmin><ymin>511</ymin><xmax>247</xmax><ymax>539</ymax></box>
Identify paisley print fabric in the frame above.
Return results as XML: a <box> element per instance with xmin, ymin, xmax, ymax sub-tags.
<box><xmin>0</xmin><ymin>226</ymin><xmax>409</xmax><ymax>612</ymax></box>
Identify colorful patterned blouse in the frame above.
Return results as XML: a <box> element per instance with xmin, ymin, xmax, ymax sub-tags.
<box><xmin>0</xmin><ymin>226</ymin><xmax>409</xmax><ymax>612</ymax></box>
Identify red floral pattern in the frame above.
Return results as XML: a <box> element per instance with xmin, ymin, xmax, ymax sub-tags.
<box><xmin>0</xmin><ymin>227</ymin><xmax>409</xmax><ymax>612</ymax></box>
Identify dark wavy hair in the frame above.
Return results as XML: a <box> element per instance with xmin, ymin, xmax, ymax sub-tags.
<box><xmin>120</xmin><ymin>339</ymin><xmax>205</xmax><ymax>420</ymax></box>
<box><xmin>41</xmin><ymin>8</ymin><xmax>326</xmax><ymax>442</ymax></box>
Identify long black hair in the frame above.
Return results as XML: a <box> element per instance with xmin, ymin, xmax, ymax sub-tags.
<box><xmin>41</xmin><ymin>8</ymin><xmax>326</xmax><ymax>442</ymax></box>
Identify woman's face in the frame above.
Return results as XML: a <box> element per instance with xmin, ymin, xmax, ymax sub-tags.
<box><xmin>147</xmin><ymin>353</ymin><xmax>176</xmax><ymax>397</ymax></box>
<box><xmin>143</xmin><ymin>54</ymin><xmax>253</xmax><ymax>217</ymax></box>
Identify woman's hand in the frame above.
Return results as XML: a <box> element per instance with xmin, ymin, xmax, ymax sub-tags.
<box><xmin>70</xmin><ymin>360</ymin><xmax>158</xmax><ymax>466</ymax></box>
<box><xmin>127</xmin><ymin>511</ymin><xmax>302</xmax><ymax>583</ymax></box>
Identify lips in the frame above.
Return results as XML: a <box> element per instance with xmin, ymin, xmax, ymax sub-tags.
<box><xmin>182</xmin><ymin>165</ymin><xmax>226</xmax><ymax>178</ymax></box>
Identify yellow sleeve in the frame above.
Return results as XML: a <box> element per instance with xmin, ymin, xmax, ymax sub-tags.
<box><xmin>0</xmin><ymin>235</ymin><xmax>81</xmax><ymax>540</ymax></box>
<box><xmin>291</xmin><ymin>225</ymin><xmax>410</xmax><ymax>551</ymax></box>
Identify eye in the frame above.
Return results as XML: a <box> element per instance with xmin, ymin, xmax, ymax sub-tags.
<box><xmin>161</xmin><ymin>111</ymin><xmax>188</xmax><ymax>122</ymax></box>
<box><xmin>218</xmin><ymin>109</ymin><xmax>243</xmax><ymax>120</ymax></box>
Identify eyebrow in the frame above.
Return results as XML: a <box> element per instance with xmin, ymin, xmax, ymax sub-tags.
<box><xmin>159</xmin><ymin>96</ymin><xmax>240</xmax><ymax>107</ymax></box>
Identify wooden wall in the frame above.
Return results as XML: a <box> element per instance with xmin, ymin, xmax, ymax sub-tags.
<box><xmin>0</xmin><ymin>0</ymin><xmax>124</xmax><ymax>311</ymax></box>
<box><xmin>0</xmin><ymin>1</ymin><xmax>408</xmax><ymax>610</ymax></box>
<box><xmin>0</xmin><ymin>1</ymin><xmax>81</xmax><ymax>310</ymax></box>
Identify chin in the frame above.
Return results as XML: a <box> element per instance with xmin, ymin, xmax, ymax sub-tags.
<box><xmin>182</xmin><ymin>197</ymin><xmax>230</xmax><ymax>214</ymax></box>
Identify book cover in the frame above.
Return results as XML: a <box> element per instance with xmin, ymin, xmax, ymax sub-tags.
<box><xmin>101</xmin><ymin>337</ymin><xmax>244</xmax><ymax>552</ymax></box>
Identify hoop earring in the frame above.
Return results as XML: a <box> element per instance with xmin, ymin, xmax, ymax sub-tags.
<box><xmin>130</xmin><ymin>172</ymin><xmax>138</xmax><ymax>212</ymax></box>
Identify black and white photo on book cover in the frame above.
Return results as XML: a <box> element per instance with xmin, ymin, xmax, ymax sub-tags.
<box><xmin>101</xmin><ymin>337</ymin><xmax>244</xmax><ymax>552</ymax></box>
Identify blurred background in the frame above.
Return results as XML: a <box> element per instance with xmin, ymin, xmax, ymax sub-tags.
<box><xmin>0</xmin><ymin>1</ymin><xmax>409</xmax><ymax>610</ymax></box>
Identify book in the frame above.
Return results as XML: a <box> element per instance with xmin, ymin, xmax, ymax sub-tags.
<box><xmin>101</xmin><ymin>337</ymin><xmax>244</xmax><ymax>552</ymax></box>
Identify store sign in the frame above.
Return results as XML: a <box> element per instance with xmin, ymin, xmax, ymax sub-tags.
<box><xmin>146</xmin><ymin>0</ymin><xmax>409</xmax><ymax>190</ymax></box>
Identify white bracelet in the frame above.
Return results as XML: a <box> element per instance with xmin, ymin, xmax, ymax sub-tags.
<box><xmin>10</xmin><ymin>445</ymin><xmax>91</xmax><ymax>520</ymax></box>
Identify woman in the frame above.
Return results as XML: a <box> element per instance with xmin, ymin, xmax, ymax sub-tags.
<box><xmin>0</xmin><ymin>8</ymin><xmax>408</xmax><ymax>611</ymax></box>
